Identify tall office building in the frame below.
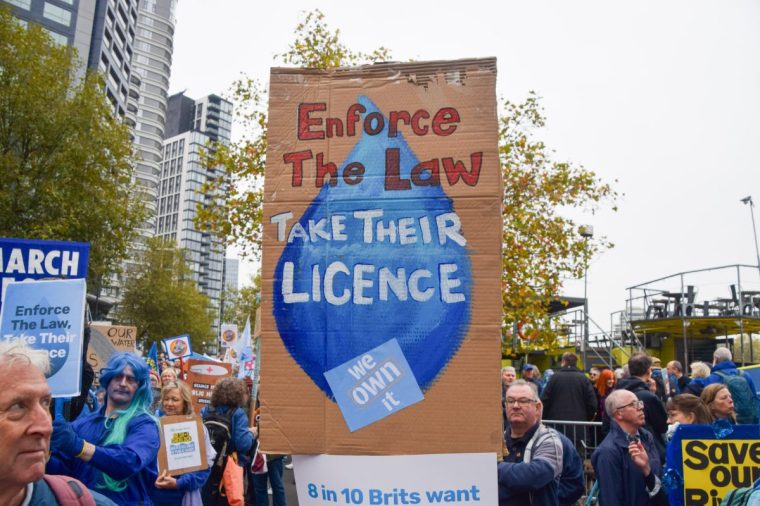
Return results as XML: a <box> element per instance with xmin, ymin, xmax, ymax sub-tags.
<box><xmin>3</xmin><ymin>0</ymin><xmax>180</xmax><ymax>318</ymax></box>
<box><xmin>224</xmin><ymin>257</ymin><xmax>239</xmax><ymax>292</ymax></box>
<box><xmin>157</xmin><ymin>92</ymin><xmax>232</xmax><ymax>331</ymax></box>
<box><xmin>129</xmin><ymin>0</ymin><xmax>177</xmax><ymax>234</ymax></box>
<box><xmin>2</xmin><ymin>0</ymin><xmax>140</xmax><ymax>117</ymax></box>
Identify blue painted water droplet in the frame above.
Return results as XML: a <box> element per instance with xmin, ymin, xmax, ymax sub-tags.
<box><xmin>273</xmin><ymin>96</ymin><xmax>471</xmax><ymax>398</ymax></box>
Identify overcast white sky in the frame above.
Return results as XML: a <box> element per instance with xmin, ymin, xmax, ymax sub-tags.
<box><xmin>168</xmin><ymin>0</ymin><xmax>760</xmax><ymax>328</ymax></box>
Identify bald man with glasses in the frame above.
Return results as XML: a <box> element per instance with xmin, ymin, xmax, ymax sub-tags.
<box><xmin>591</xmin><ymin>390</ymin><xmax>668</xmax><ymax>506</ymax></box>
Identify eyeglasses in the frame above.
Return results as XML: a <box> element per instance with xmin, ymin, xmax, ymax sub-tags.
<box><xmin>505</xmin><ymin>397</ymin><xmax>538</xmax><ymax>406</ymax></box>
<box><xmin>113</xmin><ymin>373</ymin><xmax>138</xmax><ymax>386</ymax></box>
<box><xmin>615</xmin><ymin>400</ymin><xmax>644</xmax><ymax>411</ymax></box>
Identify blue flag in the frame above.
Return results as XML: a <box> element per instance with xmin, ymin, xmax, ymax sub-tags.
<box><xmin>146</xmin><ymin>342</ymin><xmax>159</xmax><ymax>374</ymax></box>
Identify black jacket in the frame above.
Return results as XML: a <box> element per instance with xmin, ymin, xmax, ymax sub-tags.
<box><xmin>541</xmin><ymin>366</ymin><xmax>597</xmax><ymax>421</ymax></box>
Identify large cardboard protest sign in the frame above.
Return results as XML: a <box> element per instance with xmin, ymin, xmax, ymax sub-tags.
<box><xmin>0</xmin><ymin>278</ymin><xmax>87</xmax><ymax>397</ymax></box>
<box><xmin>87</xmin><ymin>323</ymin><xmax>137</xmax><ymax>386</ymax></box>
<box><xmin>260</xmin><ymin>58</ymin><xmax>502</xmax><ymax>454</ymax></box>
<box><xmin>666</xmin><ymin>424</ymin><xmax>760</xmax><ymax>506</ymax></box>
<box><xmin>0</xmin><ymin>238</ymin><xmax>89</xmax><ymax>310</ymax></box>
<box><xmin>186</xmin><ymin>358</ymin><xmax>232</xmax><ymax>412</ymax></box>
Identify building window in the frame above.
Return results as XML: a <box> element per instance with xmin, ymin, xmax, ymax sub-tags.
<box><xmin>44</xmin><ymin>28</ymin><xmax>68</xmax><ymax>45</ymax></box>
<box><xmin>6</xmin><ymin>0</ymin><xmax>31</xmax><ymax>10</ymax></box>
<box><xmin>43</xmin><ymin>2</ymin><xmax>72</xmax><ymax>26</ymax></box>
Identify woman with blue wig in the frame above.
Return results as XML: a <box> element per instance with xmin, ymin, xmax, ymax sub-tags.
<box><xmin>48</xmin><ymin>352</ymin><xmax>160</xmax><ymax>505</ymax></box>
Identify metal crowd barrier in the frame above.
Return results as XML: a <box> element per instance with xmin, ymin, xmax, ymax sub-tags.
<box><xmin>542</xmin><ymin>419</ymin><xmax>604</xmax><ymax>502</ymax></box>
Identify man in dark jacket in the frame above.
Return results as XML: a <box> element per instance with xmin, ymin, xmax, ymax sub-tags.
<box><xmin>592</xmin><ymin>390</ymin><xmax>668</xmax><ymax>506</ymax></box>
<box><xmin>499</xmin><ymin>381</ymin><xmax>563</xmax><ymax>506</ymax></box>
<box><xmin>614</xmin><ymin>353</ymin><xmax>668</xmax><ymax>461</ymax></box>
<box><xmin>541</xmin><ymin>352</ymin><xmax>597</xmax><ymax>422</ymax></box>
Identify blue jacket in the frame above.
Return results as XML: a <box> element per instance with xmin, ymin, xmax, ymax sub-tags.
<box><xmin>149</xmin><ymin>423</ymin><xmax>214</xmax><ymax>505</ymax></box>
<box><xmin>498</xmin><ymin>423</ymin><xmax>563</xmax><ymax>506</ymax></box>
<box><xmin>200</xmin><ymin>405</ymin><xmax>254</xmax><ymax>466</ymax></box>
<box><xmin>557</xmin><ymin>432</ymin><xmax>585</xmax><ymax>506</ymax></box>
<box><xmin>706</xmin><ymin>361</ymin><xmax>759</xmax><ymax>396</ymax></box>
<box><xmin>47</xmin><ymin>407</ymin><xmax>160</xmax><ymax>506</ymax></box>
<box><xmin>591</xmin><ymin>421</ymin><xmax>667</xmax><ymax>506</ymax></box>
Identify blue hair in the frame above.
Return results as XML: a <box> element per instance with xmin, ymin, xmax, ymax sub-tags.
<box><xmin>97</xmin><ymin>352</ymin><xmax>156</xmax><ymax>491</ymax></box>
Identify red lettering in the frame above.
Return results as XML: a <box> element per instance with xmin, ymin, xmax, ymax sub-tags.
<box><xmin>411</xmin><ymin>109</ymin><xmax>430</xmax><ymax>135</ymax></box>
<box><xmin>384</xmin><ymin>148</ymin><xmax>410</xmax><ymax>190</ymax></box>
<box><xmin>388</xmin><ymin>110</ymin><xmax>411</xmax><ymax>137</ymax></box>
<box><xmin>326</xmin><ymin>117</ymin><xmax>343</xmax><ymax>138</ymax></box>
<box><xmin>432</xmin><ymin>107</ymin><xmax>460</xmax><ymax>136</ymax></box>
<box><xmin>283</xmin><ymin>150</ymin><xmax>313</xmax><ymax>187</ymax></box>
<box><xmin>342</xmin><ymin>162</ymin><xmax>365</xmax><ymax>185</ymax></box>
<box><xmin>298</xmin><ymin>103</ymin><xmax>326</xmax><ymax>140</ymax></box>
<box><xmin>411</xmin><ymin>159</ymin><xmax>440</xmax><ymax>186</ymax></box>
<box><xmin>364</xmin><ymin>112</ymin><xmax>385</xmax><ymax>135</ymax></box>
<box><xmin>316</xmin><ymin>152</ymin><xmax>338</xmax><ymax>187</ymax></box>
<box><xmin>346</xmin><ymin>103</ymin><xmax>366</xmax><ymax>136</ymax></box>
<box><xmin>442</xmin><ymin>152</ymin><xmax>482</xmax><ymax>186</ymax></box>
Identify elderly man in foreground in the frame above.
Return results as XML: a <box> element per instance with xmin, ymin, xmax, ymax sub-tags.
<box><xmin>592</xmin><ymin>389</ymin><xmax>668</xmax><ymax>506</ymax></box>
<box><xmin>0</xmin><ymin>342</ymin><xmax>114</xmax><ymax>505</ymax></box>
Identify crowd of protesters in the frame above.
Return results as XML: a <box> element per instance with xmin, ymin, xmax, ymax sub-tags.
<box><xmin>2</xmin><ymin>329</ymin><xmax>759</xmax><ymax>506</ymax></box>
<box><xmin>498</xmin><ymin>347</ymin><xmax>760</xmax><ymax>505</ymax></box>
<box><xmin>0</xmin><ymin>337</ymin><xmax>288</xmax><ymax>506</ymax></box>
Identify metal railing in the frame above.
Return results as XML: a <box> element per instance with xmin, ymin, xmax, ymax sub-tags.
<box><xmin>543</xmin><ymin>419</ymin><xmax>603</xmax><ymax>502</ymax></box>
<box><xmin>542</xmin><ymin>419</ymin><xmax>603</xmax><ymax>462</ymax></box>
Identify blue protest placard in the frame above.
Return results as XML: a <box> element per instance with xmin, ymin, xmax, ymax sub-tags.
<box><xmin>0</xmin><ymin>278</ymin><xmax>86</xmax><ymax>397</ymax></box>
<box><xmin>664</xmin><ymin>423</ymin><xmax>760</xmax><ymax>506</ymax></box>
<box><xmin>324</xmin><ymin>338</ymin><xmax>424</xmax><ymax>432</ymax></box>
<box><xmin>0</xmin><ymin>238</ymin><xmax>90</xmax><ymax>311</ymax></box>
<box><xmin>163</xmin><ymin>334</ymin><xmax>192</xmax><ymax>360</ymax></box>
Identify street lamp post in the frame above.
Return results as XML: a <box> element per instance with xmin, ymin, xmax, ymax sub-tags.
<box><xmin>580</xmin><ymin>225</ymin><xmax>594</xmax><ymax>369</ymax></box>
<box><xmin>740</xmin><ymin>196</ymin><xmax>760</xmax><ymax>276</ymax></box>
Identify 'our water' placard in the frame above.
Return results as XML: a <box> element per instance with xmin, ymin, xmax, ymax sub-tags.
<box><xmin>324</xmin><ymin>338</ymin><xmax>424</xmax><ymax>431</ymax></box>
<box><xmin>0</xmin><ymin>278</ymin><xmax>86</xmax><ymax>397</ymax></box>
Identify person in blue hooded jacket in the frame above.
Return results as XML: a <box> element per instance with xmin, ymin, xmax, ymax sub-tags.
<box><xmin>48</xmin><ymin>352</ymin><xmax>160</xmax><ymax>506</ymax></box>
<box><xmin>704</xmin><ymin>347</ymin><xmax>759</xmax><ymax>424</ymax></box>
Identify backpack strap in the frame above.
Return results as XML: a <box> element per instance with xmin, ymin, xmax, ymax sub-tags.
<box><xmin>43</xmin><ymin>475</ymin><xmax>96</xmax><ymax>506</ymax></box>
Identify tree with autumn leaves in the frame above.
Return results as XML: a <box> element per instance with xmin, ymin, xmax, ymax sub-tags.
<box><xmin>195</xmin><ymin>10</ymin><xmax>618</xmax><ymax>352</ymax></box>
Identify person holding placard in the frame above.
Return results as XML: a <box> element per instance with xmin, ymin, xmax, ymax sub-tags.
<box><xmin>47</xmin><ymin>352</ymin><xmax>160</xmax><ymax>505</ymax></box>
<box><xmin>151</xmin><ymin>380</ymin><xmax>216</xmax><ymax>506</ymax></box>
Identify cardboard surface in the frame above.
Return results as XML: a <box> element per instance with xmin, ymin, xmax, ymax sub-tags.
<box><xmin>261</xmin><ymin>58</ymin><xmax>502</xmax><ymax>455</ymax></box>
<box><xmin>87</xmin><ymin>324</ymin><xmax>137</xmax><ymax>386</ymax></box>
<box><xmin>186</xmin><ymin>358</ymin><xmax>232</xmax><ymax>413</ymax></box>
<box><xmin>157</xmin><ymin>415</ymin><xmax>209</xmax><ymax>476</ymax></box>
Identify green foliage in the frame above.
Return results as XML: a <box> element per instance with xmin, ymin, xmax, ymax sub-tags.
<box><xmin>221</xmin><ymin>273</ymin><xmax>261</xmax><ymax>330</ymax></box>
<box><xmin>116</xmin><ymin>238</ymin><xmax>215</xmax><ymax>352</ymax></box>
<box><xmin>0</xmin><ymin>9</ymin><xmax>146</xmax><ymax>286</ymax></box>
<box><xmin>194</xmin><ymin>10</ymin><xmax>391</xmax><ymax>258</ymax></box>
<box><xmin>278</xmin><ymin>9</ymin><xmax>391</xmax><ymax>68</ymax></box>
<box><xmin>500</xmin><ymin>93</ymin><xmax>618</xmax><ymax>349</ymax></box>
